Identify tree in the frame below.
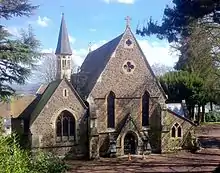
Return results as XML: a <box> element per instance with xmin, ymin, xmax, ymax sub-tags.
<box><xmin>151</xmin><ymin>63</ymin><xmax>173</xmax><ymax>77</ymax></box>
<box><xmin>137</xmin><ymin>0</ymin><xmax>220</xmax><ymax>123</ymax></box>
<box><xmin>136</xmin><ymin>0</ymin><xmax>220</xmax><ymax>43</ymax></box>
<box><xmin>160</xmin><ymin>71</ymin><xmax>206</xmax><ymax>121</ymax></box>
<box><xmin>36</xmin><ymin>52</ymin><xmax>78</xmax><ymax>83</ymax></box>
<box><xmin>0</xmin><ymin>0</ymin><xmax>40</xmax><ymax>100</ymax></box>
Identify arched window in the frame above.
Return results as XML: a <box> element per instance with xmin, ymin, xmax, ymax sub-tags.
<box><xmin>171</xmin><ymin>123</ymin><xmax>182</xmax><ymax>138</ymax></box>
<box><xmin>171</xmin><ymin>126</ymin><xmax>176</xmax><ymax>137</ymax></box>
<box><xmin>142</xmin><ymin>91</ymin><xmax>150</xmax><ymax>126</ymax></box>
<box><xmin>63</xmin><ymin>88</ymin><xmax>68</xmax><ymax>97</ymax></box>
<box><xmin>56</xmin><ymin>110</ymin><xmax>75</xmax><ymax>141</ymax></box>
<box><xmin>107</xmin><ymin>91</ymin><xmax>115</xmax><ymax>128</ymax></box>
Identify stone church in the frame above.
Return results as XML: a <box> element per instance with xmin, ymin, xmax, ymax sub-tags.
<box><xmin>5</xmin><ymin>14</ymin><xmax>195</xmax><ymax>159</ymax></box>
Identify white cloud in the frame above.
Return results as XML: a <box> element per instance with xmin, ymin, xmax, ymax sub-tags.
<box><xmin>41</xmin><ymin>48</ymin><xmax>54</xmax><ymax>54</ymax></box>
<box><xmin>69</xmin><ymin>35</ymin><xmax>76</xmax><ymax>44</ymax></box>
<box><xmin>90</xmin><ymin>40</ymin><xmax>107</xmax><ymax>50</ymax></box>
<box><xmin>39</xmin><ymin>38</ymin><xmax>177</xmax><ymax>69</ymax></box>
<box><xmin>89</xmin><ymin>28</ymin><xmax>97</xmax><ymax>32</ymax></box>
<box><xmin>37</xmin><ymin>16</ymin><xmax>50</xmax><ymax>27</ymax></box>
<box><xmin>103</xmin><ymin>0</ymin><xmax>135</xmax><ymax>4</ymax></box>
<box><xmin>137</xmin><ymin>39</ymin><xmax>178</xmax><ymax>67</ymax></box>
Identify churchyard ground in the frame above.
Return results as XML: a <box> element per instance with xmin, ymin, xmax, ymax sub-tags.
<box><xmin>66</xmin><ymin>124</ymin><xmax>220</xmax><ymax>173</ymax></box>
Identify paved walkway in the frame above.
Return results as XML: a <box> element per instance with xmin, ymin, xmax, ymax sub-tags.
<box><xmin>67</xmin><ymin>149</ymin><xmax>220</xmax><ymax>172</ymax></box>
<box><xmin>67</xmin><ymin>124</ymin><xmax>220</xmax><ymax>173</ymax></box>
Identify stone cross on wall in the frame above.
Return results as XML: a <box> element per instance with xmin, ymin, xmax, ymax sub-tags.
<box><xmin>125</xmin><ymin>16</ymin><xmax>132</xmax><ymax>27</ymax></box>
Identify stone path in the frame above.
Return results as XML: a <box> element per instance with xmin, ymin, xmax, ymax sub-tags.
<box><xmin>67</xmin><ymin>124</ymin><xmax>220</xmax><ymax>173</ymax></box>
<box><xmin>66</xmin><ymin>149</ymin><xmax>220</xmax><ymax>173</ymax></box>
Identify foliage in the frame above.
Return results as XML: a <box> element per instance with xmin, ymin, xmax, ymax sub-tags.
<box><xmin>35</xmin><ymin>53</ymin><xmax>78</xmax><ymax>83</ymax></box>
<box><xmin>160</xmin><ymin>71</ymin><xmax>205</xmax><ymax>104</ymax></box>
<box><xmin>0</xmin><ymin>134</ymin><xmax>68</xmax><ymax>173</ymax></box>
<box><xmin>0</xmin><ymin>134</ymin><xmax>31</xmax><ymax>173</ymax></box>
<box><xmin>151</xmin><ymin>63</ymin><xmax>173</xmax><ymax>77</ymax></box>
<box><xmin>205</xmin><ymin>111</ymin><xmax>220</xmax><ymax>122</ymax></box>
<box><xmin>136</xmin><ymin>0</ymin><xmax>220</xmax><ymax>43</ymax></box>
<box><xmin>0</xmin><ymin>117</ymin><xmax>4</xmax><ymax>135</ymax></box>
<box><xmin>0</xmin><ymin>0</ymin><xmax>39</xmax><ymax>20</ymax></box>
<box><xmin>137</xmin><ymin>0</ymin><xmax>220</xmax><ymax>123</ymax></box>
<box><xmin>0</xmin><ymin>0</ymin><xmax>40</xmax><ymax>101</ymax></box>
<box><xmin>31</xmin><ymin>151</ymin><xmax>68</xmax><ymax>173</ymax></box>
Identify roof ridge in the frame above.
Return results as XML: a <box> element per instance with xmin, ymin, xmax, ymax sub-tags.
<box><xmin>86</xmin><ymin>33</ymin><xmax>123</xmax><ymax>56</ymax></box>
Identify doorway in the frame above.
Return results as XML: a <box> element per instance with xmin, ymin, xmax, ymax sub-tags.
<box><xmin>124</xmin><ymin>132</ymin><xmax>137</xmax><ymax>155</ymax></box>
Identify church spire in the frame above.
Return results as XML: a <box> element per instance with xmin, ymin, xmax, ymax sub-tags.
<box><xmin>55</xmin><ymin>13</ymin><xmax>72</xmax><ymax>55</ymax></box>
<box><xmin>55</xmin><ymin>13</ymin><xmax>72</xmax><ymax>81</ymax></box>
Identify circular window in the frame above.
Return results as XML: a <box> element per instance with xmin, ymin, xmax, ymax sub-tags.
<box><xmin>124</xmin><ymin>39</ymin><xmax>134</xmax><ymax>48</ymax></box>
<box><xmin>123</xmin><ymin>60</ymin><xmax>135</xmax><ymax>73</ymax></box>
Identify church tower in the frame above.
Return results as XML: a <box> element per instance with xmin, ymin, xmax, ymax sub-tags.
<box><xmin>55</xmin><ymin>13</ymin><xmax>72</xmax><ymax>81</ymax></box>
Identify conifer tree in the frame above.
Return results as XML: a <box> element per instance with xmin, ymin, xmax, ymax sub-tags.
<box><xmin>0</xmin><ymin>0</ymin><xmax>40</xmax><ymax>100</ymax></box>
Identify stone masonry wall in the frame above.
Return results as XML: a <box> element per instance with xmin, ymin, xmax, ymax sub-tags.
<box><xmin>30</xmin><ymin>80</ymin><xmax>88</xmax><ymax>158</ymax></box>
<box><xmin>88</xmin><ymin>27</ymin><xmax>166</xmax><ymax>156</ymax></box>
<box><xmin>161</xmin><ymin>110</ymin><xmax>194</xmax><ymax>153</ymax></box>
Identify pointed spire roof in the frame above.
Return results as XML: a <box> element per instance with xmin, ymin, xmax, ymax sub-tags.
<box><xmin>55</xmin><ymin>13</ymin><xmax>72</xmax><ymax>55</ymax></box>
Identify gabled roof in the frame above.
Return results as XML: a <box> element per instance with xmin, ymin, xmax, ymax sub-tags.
<box><xmin>80</xmin><ymin>34</ymin><xmax>123</xmax><ymax>96</ymax></box>
<box><xmin>167</xmin><ymin>109</ymin><xmax>196</xmax><ymax>126</ymax></box>
<box><xmin>0</xmin><ymin>95</ymin><xmax>36</xmax><ymax>118</ymax></box>
<box><xmin>130</xmin><ymin>30</ymin><xmax>167</xmax><ymax>98</ymax></box>
<box><xmin>29</xmin><ymin>79</ymin><xmax>87</xmax><ymax>125</ymax></box>
<box><xmin>80</xmin><ymin>27</ymin><xmax>167</xmax><ymax>98</ymax></box>
<box><xmin>30</xmin><ymin>80</ymin><xmax>61</xmax><ymax>124</ymax></box>
<box><xmin>55</xmin><ymin>14</ymin><xmax>72</xmax><ymax>55</ymax></box>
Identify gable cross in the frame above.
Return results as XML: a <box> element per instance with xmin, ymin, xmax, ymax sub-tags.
<box><xmin>125</xmin><ymin>16</ymin><xmax>132</xmax><ymax>28</ymax></box>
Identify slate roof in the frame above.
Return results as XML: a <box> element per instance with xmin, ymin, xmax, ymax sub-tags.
<box><xmin>80</xmin><ymin>34</ymin><xmax>123</xmax><ymax>96</ymax></box>
<box><xmin>79</xmin><ymin>27</ymin><xmax>167</xmax><ymax>98</ymax></box>
<box><xmin>30</xmin><ymin>79</ymin><xmax>61</xmax><ymax>124</ymax></box>
<box><xmin>167</xmin><ymin>109</ymin><xmax>196</xmax><ymax>126</ymax></box>
<box><xmin>0</xmin><ymin>95</ymin><xmax>36</xmax><ymax>118</ymax></box>
<box><xmin>55</xmin><ymin>14</ymin><xmax>72</xmax><ymax>55</ymax></box>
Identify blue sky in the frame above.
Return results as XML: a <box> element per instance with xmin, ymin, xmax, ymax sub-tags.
<box><xmin>3</xmin><ymin>0</ymin><xmax>177</xmax><ymax>67</ymax></box>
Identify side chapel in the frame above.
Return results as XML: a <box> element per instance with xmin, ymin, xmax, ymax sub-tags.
<box><xmin>10</xmin><ymin>14</ymin><xmax>195</xmax><ymax>159</ymax></box>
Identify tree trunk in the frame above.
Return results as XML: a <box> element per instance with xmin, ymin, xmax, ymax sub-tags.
<box><xmin>201</xmin><ymin>105</ymin><xmax>205</xmax><ymax>122</ymax></box>
<box><xmin>191</xmin><ymin>105</ymin><xmax>195</xmax><ymax>121</ymax></box>
<box><xmin>210</xmin><ymin>102</ymin><xmax>213</xmax><ymax>111</ymax></box>
<box><xmin>197</xmin><ymin>105</ymin><xmax>201</xmax><ymax>124</ymax></box>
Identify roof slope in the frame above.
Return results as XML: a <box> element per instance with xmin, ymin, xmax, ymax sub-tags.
<box><xmin>55</xmin><ymin>14</ymin><xmax>72</xmax><ymax>55</ymax></box>
<box><xmin>0</xmin><ymin>95</ymin><xmax>36</xmax><ymax>118</ymax></box>
<box><xmin>79</xmin><ymin>27</ymin><xmax>167</xmax><ymax>98</ymax></box>
<box><xmin>80</xmin><ymin>34</ymin><xmax>123</xmax><ymax>96</ymax></box>
<box><xmin>130</xmin><ymin>30</ymin><xmax>167</xmax><ymax>98</ymax></box>
<box><xmin>30</xmin><ymin>80</ymin><xmax>61</xmax><ymax>124</ymax></box>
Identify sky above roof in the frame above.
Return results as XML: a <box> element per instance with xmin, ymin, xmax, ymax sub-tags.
<box><xmin>2</xmin><ymin>0</ymin><xmax>177</xmax><ymax>67</ymax></box>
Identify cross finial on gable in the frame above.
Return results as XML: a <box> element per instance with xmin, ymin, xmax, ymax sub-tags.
<box><xmin>88</xmin><ymin>42</ymin><xmax>92</xmax><ymax>52</ymax></box>
<box><xmin>125</xmin><ymin>16</ymin><xmax>132</xmax><ymax>28</ymax></box>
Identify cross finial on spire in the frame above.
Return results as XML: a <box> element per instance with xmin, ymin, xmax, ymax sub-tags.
<box><xmin>125</xmin><ymin>16</ymin><xmax>132</xmax><ymax>28</ymax></box>
<box><xmin>60</xmin><ymin>5</ymin><xmax>64</xmax><ymax>16</ymax></box>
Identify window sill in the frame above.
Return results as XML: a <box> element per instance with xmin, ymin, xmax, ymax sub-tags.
<box><xmin>142</xmin><ymin>126</ymin><xmax>150</xmax><ymax>131</ymax></box>
<box><xmin>170</xmin><ymin>137</ymin><xmax>182</xmax><ymax>140</ymax></box>
<box><xmin>106</xmin><ymin>128</ymin><xmax>115</xmax><ymax>133</ymax></box>
<box><xmin>56</xmin><ymin>136</ymin><xmax>75</xmax><ymax>143</ymax></box>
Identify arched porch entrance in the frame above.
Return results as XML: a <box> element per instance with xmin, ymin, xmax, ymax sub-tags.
<box><xmin>124</xmin><ymin>132</ymin><xmax>138</xmax><ymax>155</ymax></box>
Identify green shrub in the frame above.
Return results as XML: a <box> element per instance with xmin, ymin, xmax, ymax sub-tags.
<box><xmin>205</xmin><ymin>111</ymin><xmax>220</xmax><ymax>122</ymax></box>
<box><xmin>31</xmin><ymin>151</ymin><xmax>68</xmax><ymax>173</ymax></box>
<box><xmin>0</xmin><ymin>134</ymin><xmax>68</xmax><ymax>173</ymax></box>
<box><xmin>0</xmin><ymin>134</ymin><xmax>31</xmax><ymax>173</ymax></box>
